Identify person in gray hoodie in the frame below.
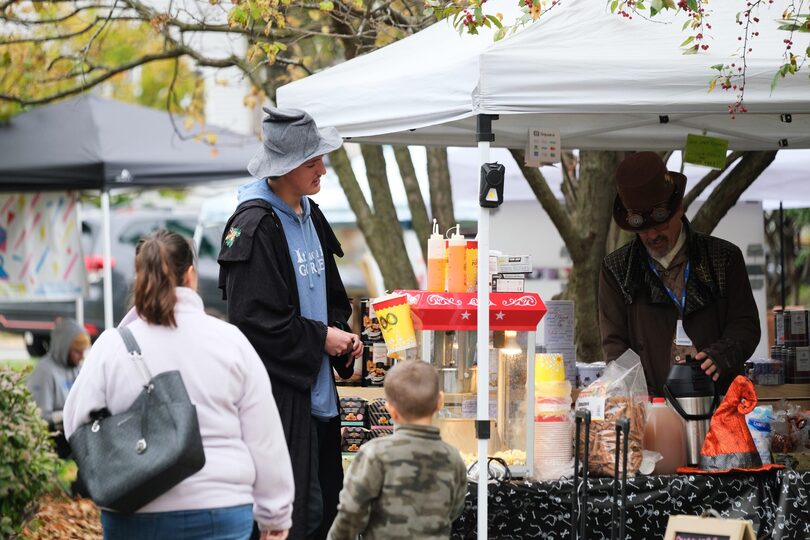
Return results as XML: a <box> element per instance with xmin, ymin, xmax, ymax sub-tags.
<box><xmin>27</xmin><ymin>317</ymin><xmax>90</xmax><ymax>458</ymax></box>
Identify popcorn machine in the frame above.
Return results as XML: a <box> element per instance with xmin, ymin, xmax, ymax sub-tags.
<box><xmin>397</xmin><ymin>290</ymin><xmax>547</xmax><ymax>477</ymax></box>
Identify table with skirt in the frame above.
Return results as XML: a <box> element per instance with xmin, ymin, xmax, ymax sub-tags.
<box><xmin>451</xmin><ymin>470</ymin><xmax>810</xmax><ymax>540</ymax></box>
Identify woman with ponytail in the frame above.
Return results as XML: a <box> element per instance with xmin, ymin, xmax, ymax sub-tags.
<box><xmin>64</xmin><ymin>229</ymin><xmax>294</xmax><ymax>540</ymax></box>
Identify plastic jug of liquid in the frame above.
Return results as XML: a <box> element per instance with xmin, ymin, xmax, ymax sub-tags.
<box><xmin>427</xmin><ymin>219</ymin><xmax>447</xmax><ymax>292</ymax></box>
<box><xmin>643</xmin><ymin>398</ymin><xmax>687</xmax><ymax>474</ymax></box>
<box><xmin>446</xmin><ymin>225</ymin><xmax>467</xmax><ymax>293</ymax></box>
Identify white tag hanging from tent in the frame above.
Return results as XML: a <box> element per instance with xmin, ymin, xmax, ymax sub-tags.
<box><xmin>525</xmin><ymin>128</ymin><xmax>561</xmax><ymax>167</ymax></box>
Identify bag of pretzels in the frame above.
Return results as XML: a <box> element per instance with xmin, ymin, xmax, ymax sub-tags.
<box><xmin>575</xmin><ymin>349</ymin><xmax>648</xmax><ymax>477</ymax></box>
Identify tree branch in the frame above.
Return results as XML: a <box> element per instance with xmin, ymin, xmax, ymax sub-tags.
<box><xmin>1</xmin><ymin>20</ymin><xmax>98</xmax><ymax>44</ymax></box>
<box><xmin>0</xmin><ymin>49</ymin><xmax>185</xmax><ymax>106</ymax></box>
<box><xmin>361</xmin><ymin>144</ymin><xmax>418</xmax><ymax>289</ymax></box>
<box><xmin>559</xmin><ymin>150</ymin><xmax>578</xmax><ymax>210</ymax></box>
<box><xmin>511</xmin><ymin>148</ymin><xmax>583</xmax><ymax>258</ymax></box>
<box><xmin>683</xmin><ymin>151</ymin><xmax>743</xmax><ymax>210</ymax></box>
<box><xmin>425</xmin><ymin>146</ymin><xmax>456</xmax><ymax>234</ymax></box>
<box><xmin>691</xmin><ymin>151</ymin><xmax>778</xmax><ymax>233</ymax></box>
<box><xmin>393</xmin><ymin>145</ymin><xmax>431</xmax><ymax>261</ymax></box>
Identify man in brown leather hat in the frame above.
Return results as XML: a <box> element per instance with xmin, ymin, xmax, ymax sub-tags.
<box><xmin>598</xmin><ymin>151</ymin><xmax>760</xmax><ymax>396</ymax></box>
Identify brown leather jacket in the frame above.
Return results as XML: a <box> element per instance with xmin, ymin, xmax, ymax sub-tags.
<box><xmin>599</xmin><ymin>218</ymin><xmax>760</xmax><ymax>396</ymax></box>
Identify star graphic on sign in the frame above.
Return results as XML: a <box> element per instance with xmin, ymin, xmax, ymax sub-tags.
<box><xmin>495</xmin><ymin>312</ymin><xmax>505</xmax><ymax>320</ymax></box>
<box><xmin>461</xmin><ymin>311</ymin><xmax>471</xmax><ymax>320</ymax></box>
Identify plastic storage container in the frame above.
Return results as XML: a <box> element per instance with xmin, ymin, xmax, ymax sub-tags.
<box><xmin>745</xmin><ymin>358</ymin><xmax>786</xmax><ymax>386</ymax></box>
<box><xmin>786</xmin><ymin>346</ymin><xmax>810</xmax><ymax>383</ymax></box>
<box><xmin>643</xmin><ymin>398</ymin><xmax>687</xmax><ymax>475</ymax></box>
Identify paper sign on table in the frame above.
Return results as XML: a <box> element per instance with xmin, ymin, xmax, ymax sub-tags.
<box><xmin>543</xmin><ymin>300</ymin><xmax>575</xmax><ymax>346</ymax></box>
<box><xmin>664</xmin><ymin>515</ymin><xmax>755</xmax><ymax>540</ymax></box>
<box><xmin>684</xmin><ymin>133</ymin><xmax>729</xmax><ymax>170</ymax></box>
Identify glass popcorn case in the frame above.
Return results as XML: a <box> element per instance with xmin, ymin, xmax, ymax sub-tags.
<box><xmin>397</xmin><ymin>291</ymin><xmax>547</xmax><ymax>477</ymax></box>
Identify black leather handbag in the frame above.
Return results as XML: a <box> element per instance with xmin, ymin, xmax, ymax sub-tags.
<box><xmin>69</xmin><ymin>327</ymin><xmax>206</xmax><ymax>513</ymax></box>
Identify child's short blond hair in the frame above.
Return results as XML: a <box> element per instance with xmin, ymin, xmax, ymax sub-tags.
<box><xmin>384</xmin><ymin>360</ymin><xmax>440</xmax><ymax>420</ymax></box>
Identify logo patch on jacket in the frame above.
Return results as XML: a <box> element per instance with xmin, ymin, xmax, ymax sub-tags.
<box><xmin>225</xmin><ymin>226</ymin><xmax>242</xmax><ymax>248</ymax></box>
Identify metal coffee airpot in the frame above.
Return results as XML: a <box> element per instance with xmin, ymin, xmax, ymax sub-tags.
<box><xmin>663</xmin><ymin>356</ymin><xmax>720</xmax><ymax>466</ymax></box>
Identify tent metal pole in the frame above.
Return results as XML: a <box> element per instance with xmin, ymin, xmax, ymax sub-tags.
<box><xmin>780</xmin><ymin>202</ymin><xmax>786</xmax><ymax>310</ymax></box>
<box><xmin>476</xmin><ymin>113</ymin><xmax>497</xmax><ymax>540</ymax></box>
<box><xmin>74</xmin><ymin>199</ymin><xmax>84</xmax><ymax>328</ymax></box>
<box><xmin>101</xmin><ymin>189</ymin><xmax>114</xmax><ymax>330</ymax></box>
<box><xmin>75</xmin><ymin>297</ymin><xmax>84</xmax><ymax>328</ymax></box>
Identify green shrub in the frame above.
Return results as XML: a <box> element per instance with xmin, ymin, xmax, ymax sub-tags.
<box><xmin>0</xmin><ymin>366</ymin><xmax>60</xmax><ymax>539</ymax></box>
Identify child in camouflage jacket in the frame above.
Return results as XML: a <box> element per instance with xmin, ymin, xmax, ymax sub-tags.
<box><xmin>327</xmin><ymin>360</ymin><xmax>468</xmax><ymax>540</ymax></box>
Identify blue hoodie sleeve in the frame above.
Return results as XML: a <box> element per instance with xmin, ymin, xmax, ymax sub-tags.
<box><xmin>220</xmin><ymin>210</ymin><xmax>326</xmax><ymax>391</ymax></box>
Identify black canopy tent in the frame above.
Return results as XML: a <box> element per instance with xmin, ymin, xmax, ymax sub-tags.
<box><xmin>0</xmin><ymin>94</ymin><xmax>256</xmax><ymax>189</ymax></box>
<box><xmin>0</xmin><ymin>95</ymin><xmax>257</xmax><ymax>328</ymax></box>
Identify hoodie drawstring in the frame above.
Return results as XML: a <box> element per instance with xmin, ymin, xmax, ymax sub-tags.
<box><xmin>298</xmin><ymin>213</ymin><xmax>317</xmax><ymax>289</ymax></box>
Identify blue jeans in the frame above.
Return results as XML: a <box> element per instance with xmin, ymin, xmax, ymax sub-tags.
<box><xmin>101</xmin><ymin>504</ymin><xmax>253</xmax><ymax>540</ymax></box>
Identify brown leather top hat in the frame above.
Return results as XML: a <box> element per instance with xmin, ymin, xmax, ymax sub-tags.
<box><xmin>613</xmin><ymin>151</ymin><xmax>687</xmax><ymax>231</ymax></box>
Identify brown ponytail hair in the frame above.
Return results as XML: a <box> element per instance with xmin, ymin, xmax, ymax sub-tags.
<box><xmin>133</xmin><ymin>229</ymin><xmax>195</xmax><ymax>327</ymax></box>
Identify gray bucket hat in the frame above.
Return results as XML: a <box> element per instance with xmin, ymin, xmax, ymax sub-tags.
<box><xmin>247</xmin><ymin>107</ymin><xmax>343</xmax><ymax>178</ymax></box>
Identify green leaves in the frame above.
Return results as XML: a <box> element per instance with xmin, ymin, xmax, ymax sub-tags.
<box><xmin>0</xmin><ymin>366</ymin><xmax>60</xmax><ymax>539</ymax></box>
<box><xmin>771</xmin><ymin>58</ymin><xmax>798</xmax><ymax>92</ymax></box>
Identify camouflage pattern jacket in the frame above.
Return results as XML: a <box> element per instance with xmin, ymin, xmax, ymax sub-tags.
<box><xmin>327</xmin><ymin>424</ymin><xmax>468</xmax><ymax>540</ymax></box>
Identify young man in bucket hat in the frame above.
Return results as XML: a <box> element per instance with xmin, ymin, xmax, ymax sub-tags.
<box><xmin>598</xmin><ymin>151</ymin><xmax>760</xmax><ymax>396</ymax></box>
<box><xmin>218</xmin><ymin>107</ymin><xmax>363</xmax><ymax>540</ymax></box>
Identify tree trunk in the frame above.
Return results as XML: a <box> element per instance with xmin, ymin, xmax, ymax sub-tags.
<box><xmin>393</xmin><ymin>145</ymin><xmax>431</xmax><ymax>261</ymax></box>
<box><xmin>511</xmin><ymin>149</ymin><xmax>621</xmax><ymax>361</ymax></box>
<box><xmin>558</xmin><ymin>252</ymin><xmax>605</xmax><ymax>362</ymax></box>
<box><xmin>567</xmin><ymin>151</ymin><xmax>623</xmax><ymax>361</ymax></box>
<box><xmin>426</xmin><ymin>147</ymin><xmax>456</xmax><ymax>233</ymax></box>
<box><xmin>329</xmin><ymin>146</ymin><xmax>418</xmax><ymax>290</ymax></box>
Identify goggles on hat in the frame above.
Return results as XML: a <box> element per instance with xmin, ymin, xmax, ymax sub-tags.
<box><xmin>623</xmin><ymin>187</ymin><xmax>681</xmax><ymax>229</ymax></box>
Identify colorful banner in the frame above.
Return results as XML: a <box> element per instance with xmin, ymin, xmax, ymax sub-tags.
<box><xmin>0</xmin><ymin>192</ymin><xmax>86</xmax><ymax>300</ymax></box>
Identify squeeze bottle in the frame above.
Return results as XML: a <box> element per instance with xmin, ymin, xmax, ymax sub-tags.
<box><xmin>427</xmin><ymin>219</ymin><xmax>447</xmax><ymax>292</ymax></box>
<box><xmin>465</xmin><ymin>239</ymin><xmax>478</xmax><ymax>293</ymax></box>
<box><xmin>447</xmin><ymin>225</ymin><xmax>467</xmax><ymax>293</ymax></box>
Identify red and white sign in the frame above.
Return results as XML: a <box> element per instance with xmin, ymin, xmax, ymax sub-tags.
<box><xmin>395</xmin><ymin>290</ymin><xmax>547</xmax><ymax>331</ymax></box>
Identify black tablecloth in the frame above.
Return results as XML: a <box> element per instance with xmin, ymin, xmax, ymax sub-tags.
<box><xmin>452</xmin><ymin>470</ymin><xmax>810</xmax><ymax>540</ymax></box>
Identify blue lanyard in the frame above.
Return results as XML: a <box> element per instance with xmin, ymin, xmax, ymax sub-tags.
<box><xmin>648</xmin><ymin>259</ymin><xmax>690</xmax><ymax>315</ymax></box>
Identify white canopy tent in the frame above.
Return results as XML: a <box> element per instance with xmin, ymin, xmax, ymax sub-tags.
<box><xmin>277</xmin><ymin>0</ymin><xmax>810</xmax><ymax>536</ymax></box>
<box><xmin>278</xmin><ymin>0</ymin><xmax>809</xmax><ymax>149</ymax></box>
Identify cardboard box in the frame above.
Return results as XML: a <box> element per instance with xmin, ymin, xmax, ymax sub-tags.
<box><xmin>494</xmin><ymin>278</ymin><xmax>525</xmax><ymax>293</ymax></box>
<box><xmin>664</xmin><ymin>515</ymin><xmax>756</xmax><ymax>540</ymax></box>
<box><xmin>341</xmin><ymin>426</ymin><xmax>369</xmax><ymax>453</ymax></box>
<box><xmin>367</xmin><ymin>398</ymin><xmax>392</xmax><ymax>427</ymax></box>
<box><xmin>497</xmin><ymin>255</ymin><xmax>532</xmax><ymax>274</ymax></box>
<box><xmin>339</xmin><ymin>397</ymin><xmax>368</xmax><ymax>426</ymax></box>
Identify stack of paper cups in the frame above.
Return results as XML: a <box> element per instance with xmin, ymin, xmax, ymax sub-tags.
<box><xmin>534</xmin><ymin>354</ymin><xmax>574</xmax><ymax>481</ymax></box>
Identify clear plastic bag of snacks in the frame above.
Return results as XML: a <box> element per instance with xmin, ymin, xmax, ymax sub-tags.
<box><xmin>575</xmin><ymin>349</ymin><xmax>648</xmax><ymax>477</ymax></box>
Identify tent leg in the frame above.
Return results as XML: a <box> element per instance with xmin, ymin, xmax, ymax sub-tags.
<box><xmin>779</xmin><ymin>202</ymin><xmax>786</xmax><ymax>310</ymax></box>
<box><xmin>476</xmin><ymin>113</ymin><xmax>496</xmax><ymax>540</ymax></box>
<box><xmin>75</xmin><ymin>297</ymin><xmax>84</xmax><ymax>328</ymax></box>
<box><xmin>101</xmin><ymin>189</ymin><xmax>114</xmax><ymax>330</ymax></box>
<box><xmin>75</xmin><ymin>198</ymin><xmax>84</xmax><ymax>329</ymax></box>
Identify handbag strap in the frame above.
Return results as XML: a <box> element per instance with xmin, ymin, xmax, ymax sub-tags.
<box><xmin>117</xmin><ymin>326</ymin><xmax>153</xmax><ymax>386</ymax></box>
